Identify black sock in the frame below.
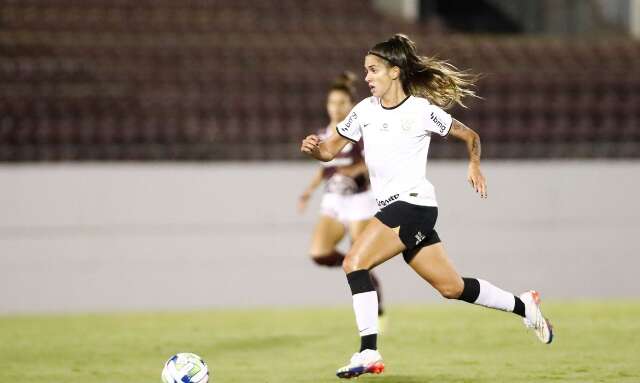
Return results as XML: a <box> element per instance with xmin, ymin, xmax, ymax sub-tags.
<box><xmin>513</xmin><ymin>296</ymin><xmax>526</xmax><ymax>318</ymax></box>
<box><xmin>346</xmin><ymin>270</ymin><xmax>378</xmax><ymax>352</ymax></box>
<box><xmin>346</xmin><ymin>269</ymin><xmax>375</xmax><ymax>295</ymax></box>
<box><xmin>360</xmin><ymin>334</ymin><xmax>377</xmax><ymax>351</ymax></box>
<box><xmin>458</xmin><ymin>277</ymin><xmax>480</xmax><ymax>303</ymax></box>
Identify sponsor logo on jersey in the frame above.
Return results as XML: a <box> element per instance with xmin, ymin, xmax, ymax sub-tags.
<box><xmin>344</xmin><ymin>111</ymin><xmax>358</xmax><ymax>129</ymax></box>
<box><xmin>377</xmin><ymin>193</ymin><xmax>399</xmax><ymax>207</ymax></box>
<box><xmin>430</xmin><ymin>112</ymin><xmax>447</xmax><ymax>134</ymax></box>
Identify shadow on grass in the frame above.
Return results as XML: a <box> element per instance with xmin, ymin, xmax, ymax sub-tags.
<box><xmin>372</xmin><ymin>375</ymin><xmax>440</xmax><ymax>383</ymax></box>
<box><xmin>212</xmin><ymin>333</ymin><xmax>325</xmax><ymax>352</ymax></box>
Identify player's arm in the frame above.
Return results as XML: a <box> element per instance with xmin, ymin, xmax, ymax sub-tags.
<box><xmin>300</xmin><ymin>129</ymin><xmax>350</xmax><ymax>162</ymax></box>
<box><xmin>337</xmin><ymin>160</ymin><xmax>368</xmax><ymax>178</ymax></box>
<box><xmin>302</xmin><ymin>167</ymin><xmax>324</xmax><ymax>196</ymax></box>
<box><xmin>448</xmin><ymin>118</ymin><xmax>487</xmax><ymax>198</ymax></box>
<box><xmin>298</xmin><ymin>167</ymin><xmax>324</xmax><ymax>212</ymax></box>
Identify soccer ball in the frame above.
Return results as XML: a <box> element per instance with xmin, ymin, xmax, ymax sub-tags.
<box><xmin>161</xmin><ymin>352</ymin><xmax>209</xmax><ymax>383</ymax></box>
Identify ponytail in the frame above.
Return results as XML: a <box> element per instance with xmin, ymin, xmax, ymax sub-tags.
<box><xmin>368</xmin><ymin>34</ymin><xmax>478</xmax><ymax>109</ymax></box>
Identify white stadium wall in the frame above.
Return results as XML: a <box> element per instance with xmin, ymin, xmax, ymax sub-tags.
<box><xmin>0</xmin><ymin>161</ymin><xmax>638</xmax><ymax>313</ymax></box>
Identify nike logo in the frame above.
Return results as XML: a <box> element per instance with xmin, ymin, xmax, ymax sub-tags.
<box><xmin>363</xmin><ymin>123</ymin><xmax>369</xmax><ymax>127</ymax></box>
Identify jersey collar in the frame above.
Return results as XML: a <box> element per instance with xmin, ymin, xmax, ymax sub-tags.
<box><xmin>380</xmin><ymin>95</ymin><xmax>411</xmax><ymax>110</ymax></box>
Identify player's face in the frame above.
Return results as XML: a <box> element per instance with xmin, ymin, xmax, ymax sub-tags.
<box><xmin>326</xmin><ymin>90</ymin><xmax>353</xmax><ymax>122</ymax></box>
<box><xmin>364</xmin><ymin>55</ymin><xmax>395</xmax><ymax>98</ymax></box>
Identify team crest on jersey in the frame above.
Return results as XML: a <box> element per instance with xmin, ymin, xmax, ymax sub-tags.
<box><xmin>380</xmin><ymin>122</ymin><xmax>389</xmax><ymax>132</ymax></box>
<box><xmin>401</xmin><ymin>118</ymin><xmax>414</xmax><ymax>131</ymax></box>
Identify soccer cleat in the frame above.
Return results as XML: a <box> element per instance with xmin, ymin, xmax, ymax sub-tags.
<box><xmin>519</xmin><ymin>290</ymin><xmax>554</xmax><ymax>344</ymax></box>
<box><xmin>336</xmin><ymin>349</ymin><xmax>384</xmax><ymax>379</ymax></box>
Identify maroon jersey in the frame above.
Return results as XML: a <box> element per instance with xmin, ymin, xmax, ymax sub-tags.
<box><xmin>319</xmin><ymin>126</ymin><xmax>370</xmax><ymax>195</ymax></box>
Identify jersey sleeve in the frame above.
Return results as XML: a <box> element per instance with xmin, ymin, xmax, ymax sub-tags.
<box><xmin>336</xmin><ymin>103</ymin><xmax>363</xmax><ymax>142</ymax></box>
<box><xmin>425</xmin><ymin>104</ymin><xmax>453</xmax><ymax>137</ymax></box>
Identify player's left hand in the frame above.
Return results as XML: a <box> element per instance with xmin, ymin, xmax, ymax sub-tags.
<box><xmin>467</xmin><ymin>163</ymin><xmax>487</xmax><ymax>199</ymax></box>
<box><xmin>297</xmin><ymin>191</ymin><xmax>311</xmax><ymax>213</ymax></box>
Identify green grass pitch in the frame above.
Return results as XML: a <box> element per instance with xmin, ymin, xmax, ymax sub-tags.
<box><xmin>1</xmin><ymin>302</ymin><xmax>639</xmax><ymax>382</ymax></box>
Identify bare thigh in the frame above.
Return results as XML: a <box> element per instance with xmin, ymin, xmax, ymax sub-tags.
<box><xmin>342</xmin><ymin>218</ymin><xmax>405</xmax><ymax>272</ymax></box>
<box><xmin>347</xmin><ymin>218</ymin><xmax>372</xmax><ymax>242</ymax></box>
<box><xmin>309</xmin><ymin>215</ymin><xmax>346</xmax><ymax>256</ymax></box>
<box><xmin>408</xmin><ymin>242</ymin><xmax>464</xmax><ymax>299</ymax></box>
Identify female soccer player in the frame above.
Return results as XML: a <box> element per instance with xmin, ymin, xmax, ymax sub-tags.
<box><xmin>300</xmin><ymin>34</ymin><xmax>553</xmax><ymax>379</ymax></box>
<box><xmin>298</xmin><ymin>73</ymin><xmax>385</xmax><ymax>318</ymax></box>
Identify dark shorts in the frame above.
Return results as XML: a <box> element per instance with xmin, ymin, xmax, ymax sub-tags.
<box><xmin>374</xmin><ymin>200</ymin><xmax>441</xmax><ymax>264</ymax></box>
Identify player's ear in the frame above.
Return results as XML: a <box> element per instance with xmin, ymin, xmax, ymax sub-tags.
<box><xmin>389</xmin><ymin>66</ymin><xmax>401</xmax><ymax>80</ymax></box>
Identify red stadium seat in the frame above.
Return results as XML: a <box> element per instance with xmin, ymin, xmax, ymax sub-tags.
<box><xmin>1</xmin><ymin>0</ymin><xmax>639</xmax><ymax>160</ymax></box>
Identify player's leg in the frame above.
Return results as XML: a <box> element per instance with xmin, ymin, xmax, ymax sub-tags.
<box><xmin>348</xmin><ymin>219</ymin><xmax>385</xmax><ymax>317</ymax></box>
<box><xmin>406</xmin><ymin>239</ymin><xmax>553</xmax><ymax>344</ymax></box>
<box><xmin>308</xmin><ymin>215</ymin><xmax>346</xmax><ymax>267</ymax></box>
<box><xmin>337</xmin><ymin>218</ymin><xmax>404</xmax><ymax>379</ymax></box>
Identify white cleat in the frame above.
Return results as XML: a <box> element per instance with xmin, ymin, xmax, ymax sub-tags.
<box><xmin>519</xmin><ymin>290</ymin><xmax>554</xmax><ymax>344</ymax></box>
<box><xmin>336</xmin><ymin>349</ymin><xmax>385</xmax><ymax>379</ymax></box>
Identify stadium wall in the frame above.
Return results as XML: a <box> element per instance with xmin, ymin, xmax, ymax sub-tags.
<box><xmin>0</xmin><ymin>161</ymin><xmax>638</xmax><ymax>313</ymax></box>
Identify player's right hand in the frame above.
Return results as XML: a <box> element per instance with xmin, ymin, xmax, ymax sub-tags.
<box><xmin>300</xmin><ymin>134</ymin><xmax>321</xmax><ymax>157</ymax></box>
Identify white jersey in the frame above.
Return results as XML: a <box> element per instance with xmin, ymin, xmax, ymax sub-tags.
<box><xmin>336</xmin><ymin>95</ymin><xmax>452</xmax><ymax>208</ymax></box>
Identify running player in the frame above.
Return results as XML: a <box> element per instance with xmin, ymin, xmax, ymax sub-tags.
<box><xmin>300</xmin><ymin>34</ymin><xmax>553</xmax><ymax>379</ymax></box>
<box><xmin>298</xmin><ymin>72</ymin><xmax>384</xmax><ymax>318</ymax></box>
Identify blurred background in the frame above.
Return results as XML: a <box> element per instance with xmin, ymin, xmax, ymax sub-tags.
<box><xmin>1</xmin><ymin>0</ymin><xmax>639</xmax><ymax>313</ymax></box>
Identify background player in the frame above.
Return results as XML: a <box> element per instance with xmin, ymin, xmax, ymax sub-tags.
<box><xmin>298</xmin><ymin>72</ymin><xmax>385</xmax><ymax>318</ymax></box>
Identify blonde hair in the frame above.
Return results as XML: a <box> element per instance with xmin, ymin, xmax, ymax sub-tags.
<box><xmin>368</xmin><ymin>34</ymin><xmax>478</xmax><ymax>109</ymax></box>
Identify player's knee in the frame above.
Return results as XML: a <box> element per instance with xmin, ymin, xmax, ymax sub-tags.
<box><xmin>342</xmin><ymin>254</ymin><xmax>363</xmax><ymax>273</ymax></box>
<box><xmin>437</xmin><ymin>282</ymin><xmax>464</xmax><ymax>300</ymax></box>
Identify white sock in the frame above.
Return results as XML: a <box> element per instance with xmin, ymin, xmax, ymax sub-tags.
<box><xmin>475</xmin><ymin>279</ymin><xmax>516</xmax><ymax>312</ymax></box>
<box><xmin>352</xmin><ymin>291</ymin><xmax>378</xmax><ymax>336</ymax></box>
